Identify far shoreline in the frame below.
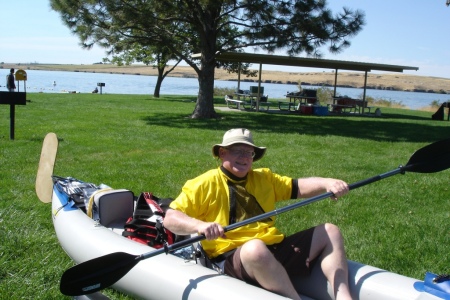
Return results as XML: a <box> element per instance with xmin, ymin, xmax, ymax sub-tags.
<box><xmin>2</xmin><ymin>62</ymin><xmax>450</xmax><ymax>96</ymax></box>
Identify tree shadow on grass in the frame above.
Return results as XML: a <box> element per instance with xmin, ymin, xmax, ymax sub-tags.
<box><xmin>377</xmin><ymin>111</ymin><xmax>433</xmax><ymax>121</ymax></box>
<box><xmin>142</xmin><ymin>107</ymin><xmax>449</xmax><ymax>144</ymax></box>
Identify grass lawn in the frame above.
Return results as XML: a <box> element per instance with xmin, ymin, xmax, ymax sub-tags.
<box><xmin>0</xmin><ymin>93</ymin><xmax>449</xmax><ymax>299</ymax></box>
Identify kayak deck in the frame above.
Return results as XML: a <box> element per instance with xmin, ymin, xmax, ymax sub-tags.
<box><xmin>52</xmin><ymin>184</ymin><xmax>439</xmax><ymax>300</ymax></box>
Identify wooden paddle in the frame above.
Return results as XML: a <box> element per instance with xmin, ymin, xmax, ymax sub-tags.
<box><xmin>60</xmin><ymin>138</ymin><xmax>450</xmax><ymax>296</ymax></box>
<box><xmin>36</xmin><ymin>132</ymin><xmax>58</xmax><ymax>203</ymax></box>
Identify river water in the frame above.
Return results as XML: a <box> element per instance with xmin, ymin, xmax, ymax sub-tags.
<box><xmin>4</xmin><ymin>69</ymin><xmax>449</xmax><ymax>110</ymax></box>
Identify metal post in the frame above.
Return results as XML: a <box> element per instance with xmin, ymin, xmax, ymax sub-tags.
<box><xmin>10</xmin><ymin>104</ymin><xmax>15</xmax><ymax>140</ymax></box>
<box><xmin>256</xmin><ymin>63</ymin><xmax>262</xmax><ymax>112</ymax></box>
<box><xmin>362</xmin><ymin>71</ymin><xmax>368</xmax><ymax>114</ymax></box>
<box><xmin>97</xmin><ymin>83</ymin><xmax>105</xmax><ymax>94</ymax></box>
<box><xmin>333</xmin><ymin>69</ymin><xmax>338</xmax><ymax>97</ymax></box>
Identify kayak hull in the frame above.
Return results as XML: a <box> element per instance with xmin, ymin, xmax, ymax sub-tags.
<box><xmin>51</xmin><ymin>185</ymin><xmax>438</xmax><ymax>300</ymax></box>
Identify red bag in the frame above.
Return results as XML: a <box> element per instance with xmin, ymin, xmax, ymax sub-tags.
<box><xmin>122</xmin><ymin>192</ymin><xmax>174</xmax><ymax>248</ymax></box>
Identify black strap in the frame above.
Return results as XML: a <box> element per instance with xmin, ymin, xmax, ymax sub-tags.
<box><xmin>133</xmin><ymin>193</ymin><xmax>156</xmax><ymax>219</ymax></box>
<box><xmin>211</xmin><ymin>248</ymin><xmax>237</xmax><ymax>263</ymax></box>
<box><xmin>433</xmin><ymin>274</ymin><xmax>450</xmax><ymax>283</ymax></box>
<box><xmin>227</xmin><ymin>181</ymin><xmax>271</xmax><ymax>225</ymax></box>
<box><xmin>196</xmin><ymin>245</ymin><xmax>235</xmax><ymax>274</ymax></box>
<box><xmin>228</xmin><ymin>181</ymin><xmax>237</xmax><ymax>225</ymax></box>
<box><xmin>122</xmin><ymin>219</ymin><xmax>167</xmax><ymax>245</ymax></box>
<box><xmin>122</xmin><ymin>192</ymin><xmax>175</xmax><ymax>247</ymax></box>
<box><xmin>123</xmin><ymin>219</ymin><xmax>158</xmax><ymax>233</ymax></box>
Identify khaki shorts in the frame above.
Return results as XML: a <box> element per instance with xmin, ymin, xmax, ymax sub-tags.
<box><xmin>223</xmin><ymin>226</ymin><xmax>317</xmax><ymax>286</ymax></box>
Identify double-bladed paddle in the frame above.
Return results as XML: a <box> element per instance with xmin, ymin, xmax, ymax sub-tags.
<box><xmin>36</xmin><ymin>133</ymin><xmax>58</xmax><ymax>203</ymax></box>
<box><xmin>60</xmin><ymin>138</ymin><xmax>450</xmax><ymax>296</ymax></box>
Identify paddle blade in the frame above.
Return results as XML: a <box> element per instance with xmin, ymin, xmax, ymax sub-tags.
<box><xmin>403</xmin><ymin>138</ymin><xmax>450</xmax><ymax>173</ymax></box>
<box><xmin>60</xmin><ymin>252</ymin><xmax>140</xmax><ymax>296</ymax></box>
<box><xmin>36</xmin><ymin>133</ymin><xmax>58</xmax><ymax>203</ymax></box>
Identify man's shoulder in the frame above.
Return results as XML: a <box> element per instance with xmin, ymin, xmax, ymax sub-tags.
<box><xmin>250</xmin><ymin>167</ymin><xmax>273</xmax><ymax>176</ymax></box>
<box><xmin>250</xmin><ymin>168</ymin><xmax>291</xmax><ymax>183</ymax></box>
<box><xmin>197</xmin><ymin>168</ymin><xmax>220</xmax><ymax>179</ymax></box>
<box><xmin>186</xmin><ymin>168</ymin><xmax>221</xmax><ymax>185</ymax></box>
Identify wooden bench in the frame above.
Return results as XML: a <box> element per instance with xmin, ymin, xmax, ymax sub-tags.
<box><xmin>355</xmin><ymin>100</ymin><xmax>374</xmax><ymax>114</ymax></box>
<box><xmin>278</xmin><ymin>101</ymin><xmax>297</xmax><ymax>111</ymax></box>
<box><xmin>244</xmin><ymin>101</ymin><xmax>271</xmax><ymax>111</ymax></box>
<box><xmin>242</xmin><ymin>95</ymin><xmax>271</xmax><ymax>111</ymax></box>
<box><xmin>224</xmin><ymin>95</ymin><xmax>244</xmax><ymax>109</ymax></box>
<box><xmin>328</xmin><ymin>104</ymin><xmax>356</xmax><ymax>113</ymax></box>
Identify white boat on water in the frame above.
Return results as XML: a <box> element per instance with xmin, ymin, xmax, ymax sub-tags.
<box><xmin>50</xmin><ymin>177</ymin><xmax>446</xmax><ymax>300</ymax></box>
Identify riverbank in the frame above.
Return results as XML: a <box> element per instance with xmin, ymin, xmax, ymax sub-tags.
<box><xmin>3</xmin><ymin>62</ymin><xmax>450</xmax><ymax>94</ymax></box>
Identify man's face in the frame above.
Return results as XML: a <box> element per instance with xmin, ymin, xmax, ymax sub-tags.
<box><xmin>219</xmin><ymin>144</ymin><xmax>255</xmax><ymax>177</ymax></box>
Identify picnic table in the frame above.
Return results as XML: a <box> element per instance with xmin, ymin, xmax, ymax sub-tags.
<box><xmin>280</xmin><ymin>95</ymin><xmax>317</xmax><ymax>111</ymax></box>
<box><xmin>330</xmin><ymin>97</ymin><xmax>374</xmax><ymax>114</ymax></box>
<box><xmin>234</xmin><ymin>92</ymin><xmax>255</xmax><ymax>101</ymax></box>
<box><xmin>329</xmin><ymin>97</ymin><xmax>357</xmax><ymax>113</ymax></box>
<box><xmin>226</xmin><ymin>94</ymin><xmax>270</xmax><ymax>111</ymax></box>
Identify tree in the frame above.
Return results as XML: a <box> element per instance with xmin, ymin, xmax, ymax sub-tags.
<box><xmin>106</xmin><ymin>43</ymin><xmax>182</xmax><ymax>98</ymax></box>
<box><xmin>51</xmin><ymin>0</ymin><xmax>365</xmax><ymax>119</ymax></box>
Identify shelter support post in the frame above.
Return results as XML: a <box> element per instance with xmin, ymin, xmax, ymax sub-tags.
<box><xmin>256</xmin><ymin>63</ymin><xmax>262</xmax><ymax>111</ymax></box>
<box><xmin>333</xmin><ymin>69</ymin><xmax>338</xmax><ymax>97</ymax></box>
<box><xmin>362</xmin><ymin>71</ymin><xmax>368</xmax><ymax>114</ymax></box>
<box><xmin>237</xmin><ymin>63</ymin><xmax>241</xmax><ymax>93</ymax></box>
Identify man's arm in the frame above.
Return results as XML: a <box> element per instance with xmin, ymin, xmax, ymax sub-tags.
<box><xmin>164</xmin><ymin>209</ymin><xmax>225</xmax><ymax>240</ymax></box>
<box><xmin>297</xmin><ymin>177</ymin><xmax>349</xmax><ymax>200</ymax></box>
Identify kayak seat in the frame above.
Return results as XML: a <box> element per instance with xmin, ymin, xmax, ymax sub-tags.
<box><xmin>94</xmin><ymin>189</ymin><xmax>135</xmax><ymax>228</ymax></box>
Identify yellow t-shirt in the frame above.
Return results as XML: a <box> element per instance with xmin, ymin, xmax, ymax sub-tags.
<box><xmin>169</xmin><ymin>167</ymin><xmax>294</xmax><ymax>258</ymax></box>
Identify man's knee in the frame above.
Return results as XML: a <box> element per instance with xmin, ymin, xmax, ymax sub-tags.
<box><xmin>240</xmin><ymin>239</ymin><xmax>272</xmax><ymax>264</ymax></box>
<box><xmin>312</xmin><ymin>223</ymin><xmax>344</xmax><ymax>251</ymax></box>
<box><xmin>323</xmin><ymin>223</ymin><xmax>344</xmax><ymax>242</ymax></box>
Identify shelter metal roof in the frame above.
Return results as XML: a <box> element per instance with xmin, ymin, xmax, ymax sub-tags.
<box><xmin>213</xmin><ymin>52</ymin><xmax>418</xmax><ymax>73</ymax></box>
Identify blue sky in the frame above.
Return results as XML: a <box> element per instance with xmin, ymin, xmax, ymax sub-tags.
<box><xmin>1</xmin><ymin>1</ymin><xmax>450</xmax><ymax>78</ymax></box>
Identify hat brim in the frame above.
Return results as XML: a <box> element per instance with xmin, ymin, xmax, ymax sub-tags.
<box><xmin>212</xmin><ymin>142</ymin><xmax>266</xmax><ymax>161</ymax></box>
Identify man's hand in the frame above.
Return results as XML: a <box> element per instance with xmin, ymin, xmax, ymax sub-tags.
<box><xmin>326</xmin><ymin>179</ymin><xmax>349</xmax><ymax>201</ymax></box>
<box><xmin>198</xmin><ymin>222</ymin><xmax>226</xmax><ymax>240</ymax></box>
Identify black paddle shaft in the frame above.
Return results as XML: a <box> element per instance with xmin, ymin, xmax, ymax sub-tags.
<box><xmin>227</xmin><ymin>138</ymin><xmax>450</xmax><ymax>231</ymax></box>
<box><xmin>227</xmin><ymin>168</ymin><xmax>405</xmax><ymax>232</ymax></box>
<box><xmin>60</xmin><ymin>138</ymin><xmax>450</xmax><ymax>296</ymax></box>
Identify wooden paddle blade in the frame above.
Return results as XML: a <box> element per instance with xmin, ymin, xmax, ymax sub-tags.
<box><xmin>36</xmin><ymin>133</ymin><xmax>58</xmax><ymax>203</ymax></box>
<box><xmin>60</xmin><ymin>252</ymin><xmax>140</xmax><ymax>296</ymax></box>
<box><xmin>404</xmin><ymin>138</ymin><xmax>450</xmax><ymax>173</ymax></box>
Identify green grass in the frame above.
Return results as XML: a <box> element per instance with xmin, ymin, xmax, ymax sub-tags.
<box><xmin>0</xmin><ymin>93</ymin><xmax>449</xmax><ymax>299</ymax></box>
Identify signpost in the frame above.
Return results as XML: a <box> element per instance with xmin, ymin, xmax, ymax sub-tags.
<box><xmin>97</xmin><ymin>82</ymin><xmax>105</xmax><ymax>94</ymax></box>
<box><xmin>14</xmin><ymin>69</ymin><xmax>27</xmax><ymax>92</ymax></box>
<box><xmin>1</xmin><ymin>69</ymin><xmax>27</xmax><ymax>140</ymax></box>
<box><xmin>0</xmin><ymin>92</ymin><xmax>26</xmax><ymax>140</ymax></box>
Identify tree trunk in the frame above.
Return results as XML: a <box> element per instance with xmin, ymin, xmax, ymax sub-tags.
<box><xmin>153</xmin><ymin>67</ymin><xmax>164</xmax><ymax>98</ymax></box>
<box><xmin>191</xmin><ymin>56</ymin><xmax>218</xmax><ymax>119</ymax></box>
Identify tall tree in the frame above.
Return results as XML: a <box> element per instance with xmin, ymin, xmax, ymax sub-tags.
<box><xmin>106</xmin><ymin>43</ymin><xmax>182</xmax><ymax>98</ymax></box>
<box><xmin>51</xmin><ymin>0</ymin><xmax>365</xmax><ymax>119</ymax></box>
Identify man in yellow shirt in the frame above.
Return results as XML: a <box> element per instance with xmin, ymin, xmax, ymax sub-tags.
<box><xmin>164</xmin><ymin>128</ymin><xmax>352</xmax><ymax>300</ymax></box>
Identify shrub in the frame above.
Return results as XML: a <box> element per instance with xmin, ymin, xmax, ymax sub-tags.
<box><xmin>430</xmin><ymin>100</ymin><xmax>441</xmax><ymax>107</ymax></box>
<box><xmin>316</xmin><ymin>85</ymin><xmax>334</xmax><ymax>105</ymax></box>
<box><xmin>214</xmin><ymin>86</ymin><xmax>236</xmax><ymax>96</ymax></box>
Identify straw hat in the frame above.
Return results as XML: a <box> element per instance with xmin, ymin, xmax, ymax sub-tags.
<box><xmin>212</xmin><ymin>128</ymin><xmax>266</xmax><ymax>161</ymax></box>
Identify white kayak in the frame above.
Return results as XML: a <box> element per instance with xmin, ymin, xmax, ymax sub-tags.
<box><xmin>51</xmin><ymin>182</ymin><xmax>443</xmax><ymax>300</ymax></box>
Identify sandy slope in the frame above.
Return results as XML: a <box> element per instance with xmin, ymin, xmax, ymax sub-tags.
<box><xmin>3</xmin><ymin>63</ymin><xmax>450</xmax><ymax>93</ymax></box>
